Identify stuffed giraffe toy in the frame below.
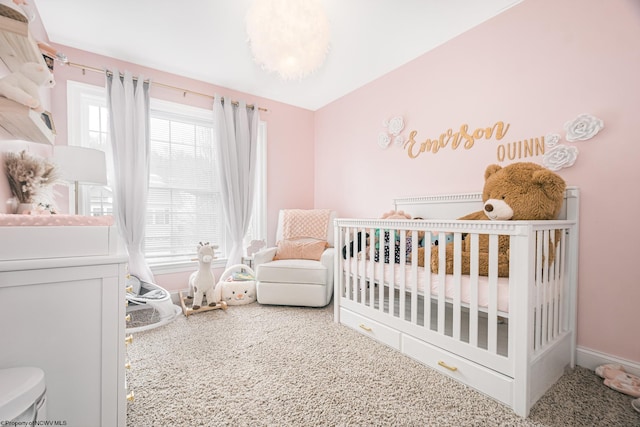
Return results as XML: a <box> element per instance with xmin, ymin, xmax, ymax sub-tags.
<box><xmin>188</xmin><ymin>242</ymin><xmax>218</xmax><ymax>310</ymax></box>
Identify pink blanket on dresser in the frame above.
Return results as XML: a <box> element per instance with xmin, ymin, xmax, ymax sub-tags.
<box><xmin>0</xmin><ymin>214</ymin><xmax>115</xmax><ymax>226</ymax></box>
<box><xmin>282</xmin><ymin>209</ymin><xmax>331</xmax><ymax>240</ymax></box>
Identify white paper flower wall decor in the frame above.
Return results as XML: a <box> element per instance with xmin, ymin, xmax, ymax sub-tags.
<box><xmin>378</xmin><ymin>132</ymin><xmax>391</xmax><ymax>149</ymax></box>
<box><xmin>541</xmin><ymin>113</ymin><xmax>604</xmax><ymax>171</ymax></box>
<box><xmin>543</xmin><ymin>145</ymin><xmax>579</xmax><ymax>171</ymax></box>
<box><xmin>379</xmin><ymin>116</ymin><xmax>406</xmax><ymax>149</ymax></box>
<box><xmin>564</xmin><ymin>114</ymin><xmax>604</xmax><ymax>142</ymax></box>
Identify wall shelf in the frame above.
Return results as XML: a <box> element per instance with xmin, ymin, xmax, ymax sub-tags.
<box><xmin>0</xmin><ymin>97</ymin><xmax>54</xmax><ymax>144</ymax></box>
<box><xmin>0</xmin><ymin>7</ymin><xmax>47</xmax><ymax>71</ymax></box>
<box><xmin>0</xmin><ymin>5</ymin><xmax>53</xmax><ymax>144</ymax></box>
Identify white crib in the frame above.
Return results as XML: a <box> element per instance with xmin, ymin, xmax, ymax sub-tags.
<box><xmin>333</xmin><ymin>187</ymin><xmax>579</xmax><ymax>417</ymax></box>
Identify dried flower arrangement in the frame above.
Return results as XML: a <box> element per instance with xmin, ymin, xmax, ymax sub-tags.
<box><xmin>4</xmin><ymin>150</ymin><xmax>59</xmax><ymax>204</ymax></box>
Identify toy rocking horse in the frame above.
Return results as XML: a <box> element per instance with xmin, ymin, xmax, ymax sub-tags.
<box><xmin>179</xmin><ymin>242</ymin><xmax>228</xmax><ymax>316</ymax></box>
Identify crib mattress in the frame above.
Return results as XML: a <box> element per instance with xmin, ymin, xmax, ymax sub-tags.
<box><xmin>346</xmin><ymin>259</ymin><xmax>510</xmax><ymax>314</ymax></box>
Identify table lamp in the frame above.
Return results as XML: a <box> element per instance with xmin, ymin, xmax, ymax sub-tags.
<box><xmin>54</xmin><ymin>146</ymin><xmax>107</xmax><ymax>214</ymax></box>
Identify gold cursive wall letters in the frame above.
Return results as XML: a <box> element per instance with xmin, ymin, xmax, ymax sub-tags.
<box><xmin>403</xmin><ymin>121</ymin><xmax>544</xmax><ymax>162</ymax></box>
<box><xmin>496</xmin><ymin>137</ymin><xmax>545</xmax><ymax>162</ymax></box>
<box><xmin>404</xmin><ymin>121</ymin><xmax>511</xmax><ymax>159</ymax></box>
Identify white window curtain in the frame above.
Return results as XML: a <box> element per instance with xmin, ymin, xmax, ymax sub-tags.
<box><xmin>213</xmin><ymin>95</ymin><xmax>259</xmax><ymax>267</ymax></box>
<box><xmin>106</xmin><ymin>69</ymin><xmax>154</xmax><ymax>283</ymax></box>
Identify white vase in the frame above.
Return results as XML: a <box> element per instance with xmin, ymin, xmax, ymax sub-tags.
<box><xmin>17</xmin><ymin>203</ymin><xmax>34</xmax><ymax>214</ymax></box>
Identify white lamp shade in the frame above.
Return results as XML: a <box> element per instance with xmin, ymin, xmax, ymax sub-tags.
<box><xmin>54</xmin><ymin>146</ymin><xmax>107</xmax><ymax>185</ymax></box>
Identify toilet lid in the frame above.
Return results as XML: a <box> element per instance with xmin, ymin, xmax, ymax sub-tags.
<box><xmin>0</xmin><ymin>367</ymin><xmax>46</xmax><ymax>420</ymax></box>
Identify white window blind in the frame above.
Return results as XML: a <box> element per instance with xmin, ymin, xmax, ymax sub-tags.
<box><xmin>145</xmin><ymin>101</ymin><xmax>225</xmax><ymax>264</ymax></box>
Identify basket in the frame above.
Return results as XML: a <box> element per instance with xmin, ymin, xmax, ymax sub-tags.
<box><xmin>215</xmin><ymin>264</ymin><xmax>257</xmax><ymax>306</ymax></box>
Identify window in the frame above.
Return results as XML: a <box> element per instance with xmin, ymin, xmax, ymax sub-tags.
<box><xmin>67</xmin><ymin>81</ymin><xmax>267</xmax><ymax>271</ymax></box>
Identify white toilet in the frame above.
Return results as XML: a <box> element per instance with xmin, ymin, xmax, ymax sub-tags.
<box><xmin>0</xmin><ymin>367</ymin><xmax>47</xmax><ymax>423</ymax></box>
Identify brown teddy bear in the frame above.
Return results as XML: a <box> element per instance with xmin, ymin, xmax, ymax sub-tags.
<box><xmin>423</xmin><ymin>162</ymin><xmax>566</xmax><ymax>277</ymax></box>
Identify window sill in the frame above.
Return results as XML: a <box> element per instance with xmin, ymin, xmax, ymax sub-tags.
<box><xmin>150</xmin><ymin>258</ymin><xmax>228</xmax><ymax>275</ymax></box>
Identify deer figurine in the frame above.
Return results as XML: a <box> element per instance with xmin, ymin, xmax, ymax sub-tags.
<box><xmin>188</xmin><ymin>242</ymin><xmax>218</xmax><ymax>310</ymax></box>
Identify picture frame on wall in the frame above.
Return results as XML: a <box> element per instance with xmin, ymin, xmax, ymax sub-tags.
<box><xmin>42</xmin><ymin>54</ymin><xmax>54</xmax><ymax>71</ymax></box>
<box><xmin>41</xmin><ymin>111</ymin><xmax>56</xmax><ymax>134</ymax></box>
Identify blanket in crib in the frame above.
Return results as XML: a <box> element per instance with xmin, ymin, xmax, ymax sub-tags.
<box><xmin>282</xmin><ymin>209</ymin><xmax>331</xmax><ymax>240</ymax></box>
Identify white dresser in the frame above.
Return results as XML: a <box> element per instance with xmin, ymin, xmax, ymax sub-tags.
<box><xmin>0</xmin><ymin>223</ymin><xmax>128</xmax><ymax>427</ymax></box>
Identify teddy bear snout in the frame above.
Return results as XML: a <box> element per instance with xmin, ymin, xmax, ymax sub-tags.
<box><xmin>483</xmin><ymin>199</ymin><xmax>514</xmax><ymax>220</ymax></box>
<box><xmin>202</xmin><ymin>255</ymin><xmax>213</xmax><ymax>263</ymax></box>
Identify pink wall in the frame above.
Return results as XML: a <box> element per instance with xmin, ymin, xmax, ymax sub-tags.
<box><xmin>315</xmin><ymin>0</ymin><xmax>640</xmax><ymax>362</ymax></box>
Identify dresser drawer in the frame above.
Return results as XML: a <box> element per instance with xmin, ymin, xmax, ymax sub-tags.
<box><xmin>402</xmin><ymin>334</ymin><xmax>513</xmax><ymax>407</ymax></box>
<box><xmin>340</xmin><ymin>308</ymin><xmax>400</xmax><ymax>350</ymax></box>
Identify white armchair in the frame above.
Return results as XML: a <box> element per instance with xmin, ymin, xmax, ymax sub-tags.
<box><xmin>254</xmin><ymin>210</ymin><xmax>336</xmax><ymax>307</ymax></box>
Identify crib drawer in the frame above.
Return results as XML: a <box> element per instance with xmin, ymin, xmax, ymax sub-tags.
<box><xmin>402</xmin><ymin>334</ymin><xmax>513</xmax><ymax>407</ymax></box>
<box><xmin>340</xmin><ymin>308</ymin><xmax>401</xmax><ymax>350</ymax></box>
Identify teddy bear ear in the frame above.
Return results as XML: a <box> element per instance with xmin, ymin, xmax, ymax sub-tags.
<box><xmin>533</xmin><ymin>169</ymin><xmax>566</xmax><ymax>200</ymax></box>
<box><xmin>484</xmin><ymin>164</ymin><xmax>502</xmax><ymax>181</ymax></box>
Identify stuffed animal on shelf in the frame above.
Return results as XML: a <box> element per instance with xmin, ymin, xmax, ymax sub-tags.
<box><xmin>188</xmin><ymin>242</ymin><xmax>218</xmax><ymax>310</ymax></box>
<box><xmin>427</xmin><ymin>162</ymin><xmax>566</xmax><ymax>276</ymax></box>
<box><xmin>0</xmin><ymin>62</ymin><xmax>55</xmax><ymax>112</ymax></box>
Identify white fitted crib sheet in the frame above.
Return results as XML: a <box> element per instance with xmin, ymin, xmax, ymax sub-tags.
<box><xmin>346</xmin><ymin>259</ymin><xmax>510</xmax><ymax>314</ymax></box>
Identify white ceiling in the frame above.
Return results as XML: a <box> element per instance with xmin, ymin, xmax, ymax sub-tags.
<box><xmin>35</xmin><ymin>0</ymin><xmax>522</xmax><ymax>111</ymax></box>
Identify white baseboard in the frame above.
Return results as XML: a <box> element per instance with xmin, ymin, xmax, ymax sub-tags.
<box><xmin>577</xmin><ymin>346</ymin><xmax>640</xmax><ymax>377</ymax></box>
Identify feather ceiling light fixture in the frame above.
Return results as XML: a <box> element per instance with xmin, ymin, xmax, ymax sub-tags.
<box><xmin>246</xmin><ymin>0</ymin><xmax>330</xmax><ymax>80</ymax></box>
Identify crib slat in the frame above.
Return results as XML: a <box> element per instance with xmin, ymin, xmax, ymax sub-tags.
<box><xmin>423</xmin><ymin>233</ymin><xmax>432</xmax><ymax>331</ymax></box>
<box><xmin>359</xmin><ymin>229</ymin><xmax>366</xmax><ymax>305</ymax></box>
<box><xmin>349</xmin><ymin>227</ymin><xmax>355</xmax><ymax>302</ymax></box>
<box><xmin>543</xmin><ymin>229</ymin><xmax>549</xmax><ymax>346</ymax></box>
<box><xmin>437</xmin><ymin>231</ymin><xmax>446</xmax><ymax>334</ymax></box>
<box><xmin>410</xmin><ymin>230</ymin><xmax>418</xmax><ymax>324</ymax></box>
<box><xmin>370</xmin><ymin>230</ymin><xmax>382</xmax><ymax>313</ymax></box>
<box><xmin>344</xmin><ymin>228</ymin><xmax>352</xmax><ymax>301</ymax></box>
<box><xmin>399</xmin><ymin>229</ymin><xmax>407</xmax><ymax>320</ymax></box>
<box><xmin>487</xmin><ymin>234</ymin><xmax>498</xmax><ymax>354</ymax></box>
<box><xmin>534</xmin><ymin>229</ymin><xmax>543</xmax><ymax>351</ymax></box>
<box><xmin>469</xmin><ymin>233</ymin><xmax>479</xmax><ymax>347</ymax></box>
<box><xmin>551</xmin><ymin>229</ymin><xmax>560</xmax><ymax>339</ymax></box>
<box><xmin>452</xmin><ymin>232</ymin><xmax>462</xmax><ymax>341</ymax></box>
<box><xmin>389</xmin><ymin>229</ymin><xmax>395</xmax><ymax>317</ymax></box>
<box><xmin>558</xmin><ymin>229</ymin><xmax>567</xmax><ymax>333</ymax></box>
<box><xmin>364</xmin><ymin>228</ymin><xmax>374</xmax><ymax>309</ymax></box>
<box><xmin>541</xmin><ymin>230</ymin><xmax>550</xmax><ymax>346</ymax></box>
